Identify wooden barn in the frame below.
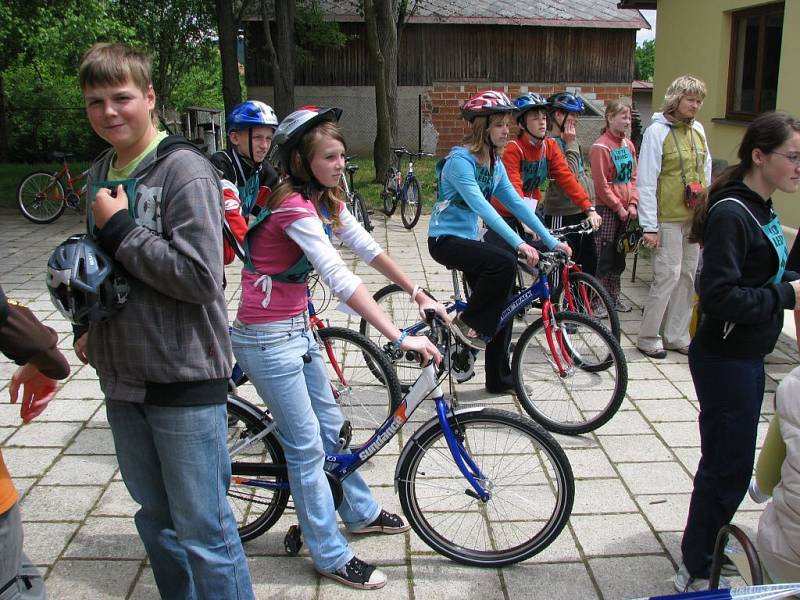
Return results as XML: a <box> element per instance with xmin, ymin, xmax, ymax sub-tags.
<box><xmin>245</xmin><ymin>0</ymin><xmax>648</xmax><ymax>155</ymax></box>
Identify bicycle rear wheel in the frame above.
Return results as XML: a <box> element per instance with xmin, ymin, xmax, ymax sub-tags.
<box><xmin>512</xmin><ymin>311</ymin><xmax>627</xmax><ymax>435</ymax></box>
<box><xmin>360</xmin><ymin>284</ymin><xmax>427</xmax><ymax>390</ymax></box>
<box><xmin>17</xmin><ymin>172</ymin><xmax>66</xmax><ymax>224</ymax></box>
<box><xmin>227</xmin><ymin>396</ymin><xmax>290</xmax><ymax>541</ymax></box>
<box><xmin>351</xmin><ymin>191</ymin><xmax>373</xmax><ymax>232</ymax></box>
<box><xmin>316</xmin><ymin>327</ymin><xmax>402</xmax><ymax>447</ymax></box>
<box><xmin>397</xmin><ymin>408</ymin><xmax>574</xmax><ymax>567</ymax></box>
<box><xmin>400</xmin><ymin>176</ymin><xmax>422</xmax><ymax>229</ymax></box>
<box><xmin>553</xmin><ymin>271</ymin><xmax>620</xmax><ymax>340</ymax></box>
<box><xmin>382</xmin><ymin>168</ymin><xmax>399</xmax><ymax>216</ymax></box>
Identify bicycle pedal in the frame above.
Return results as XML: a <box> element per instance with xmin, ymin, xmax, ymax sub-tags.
<box><xmin>284</xmin><ymin>524</ymin><xmax>303</xmax><ymax>556</ymax></box>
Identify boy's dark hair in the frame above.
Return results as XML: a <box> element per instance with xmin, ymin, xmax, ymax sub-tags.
<box><xmin>689</xmin><ymin>111</ymin><xmax>800</xmax><ymax>243</ymax></box>
<box><xmin>79</xmin><ymin>43</ymin><xmax>153</xmax><ymax>96</ymax></box>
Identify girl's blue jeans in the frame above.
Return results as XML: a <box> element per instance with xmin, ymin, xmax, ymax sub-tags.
<box><xmin>231</xmin><ymin>315</ymin><xmax>380</xmax><ymax>572</ymax></box>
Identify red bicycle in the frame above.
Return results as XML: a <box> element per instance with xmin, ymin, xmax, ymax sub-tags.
<box><xmin>16</xmin><ymin>152</ymin><xmax>89</xmax><ymax>224</ymax></box>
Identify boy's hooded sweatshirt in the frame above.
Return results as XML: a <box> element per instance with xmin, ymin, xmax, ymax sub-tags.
<box><xmin>85</xmin><ymin>136</ymin><xmax>231</xmax><ymax>405</ymax></box>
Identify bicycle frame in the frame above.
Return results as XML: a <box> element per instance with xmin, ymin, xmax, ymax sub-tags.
<box><xmin>232</xmin><ymin>353</ymin><xmax>493</xmax><ymax>501</ymax></box>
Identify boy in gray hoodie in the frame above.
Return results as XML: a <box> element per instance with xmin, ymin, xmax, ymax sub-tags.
<box><xmin>74</xmin><ymin>42</ymin><xmax>253</xmax><ymax>599</ymax></box>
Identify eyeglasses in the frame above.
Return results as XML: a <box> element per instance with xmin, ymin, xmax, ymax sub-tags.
<box><xmin>772</xmin><ymin>151</ymin><xmax>800</xmax><ymax>165</ymax></box>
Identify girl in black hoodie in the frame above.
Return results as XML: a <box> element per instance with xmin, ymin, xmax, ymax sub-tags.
<box><xmin>673</xmin><ymin>112</ymin><xmax>800</xmax><ymax>593</ymax></box>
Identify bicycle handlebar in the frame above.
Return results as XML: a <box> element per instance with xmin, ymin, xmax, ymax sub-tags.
<box><xmin>550</xmin><ymin>219</ymin><xmax>592</xmax><ymax>238</ymax></box>
<box><xmin>391</xmin><ymin>146</ymin><xmax>433</xmax><ymax>159</ymax></box>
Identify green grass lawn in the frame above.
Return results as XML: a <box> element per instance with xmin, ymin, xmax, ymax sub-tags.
<box><xmin>0</xmin><ymin>161</ymin><xmax>91</xmax><ymax>210</ymax></box>
<box><xmin>0</xmin><ymin>157</ymin><xmax>439</xmax><ymax>212</ymax></box>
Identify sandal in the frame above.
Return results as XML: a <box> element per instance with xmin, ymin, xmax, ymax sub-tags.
<box><xmin>450</xmin><ymin>316</ymin><xmax>488</xmax><ymax>350</ymax></box>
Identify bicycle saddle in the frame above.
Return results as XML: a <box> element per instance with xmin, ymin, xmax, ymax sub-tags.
<box><xmin>51</xmin><ymin>151</ymin><xmax>73</xmax><ymax>160</ymax></box>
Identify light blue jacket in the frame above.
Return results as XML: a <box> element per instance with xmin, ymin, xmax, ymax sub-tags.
<box><xmin>428</xmin><ymin>146</ymin><xmax>558</xmax><ymax>250</ymax></box>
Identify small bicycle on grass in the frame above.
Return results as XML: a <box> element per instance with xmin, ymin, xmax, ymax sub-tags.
<box><xmin>225</xmin><ymin>309</ymin><xmax>574</xmax><ymax>567</ymax></box>
<box><xmin>16</xmin><ymin>152</ymin><xmax>89</xmax><ymax>224</ymax></box>
<box><xmin>381</xmin><ymin>146</ymin><xmax>432</xmax><ymax>229</ymax></box>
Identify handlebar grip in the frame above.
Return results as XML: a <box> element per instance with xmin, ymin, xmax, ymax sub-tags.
<box><xmin>424</xmin><ymin>308</ymin><xmax>436</xmax><ymax>323</ymax></box>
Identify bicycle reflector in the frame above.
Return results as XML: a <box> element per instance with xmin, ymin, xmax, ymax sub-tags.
<box><xmin>46</xmin><ymin>234</ymin><xmax>129</xmax><ymax>325</ymax></box>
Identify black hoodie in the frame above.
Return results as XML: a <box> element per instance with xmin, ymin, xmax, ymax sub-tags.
<box><xmin>695</xmin><ymin>181</ymin><xmax>797</xmax><ymax>358</ymax></box>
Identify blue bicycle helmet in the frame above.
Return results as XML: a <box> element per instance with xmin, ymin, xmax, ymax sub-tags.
<box><xmin>46</xmin><ymin>234</ymin><xmax>129</xmax><ymax>325</ymax></box>
<box><xmin>514</xmin><ymin>93</ymin><xmax>550</xmax><ymax>120</ymax></box>
<box><xmin>548</xmin><ymin>92</ymin><xmax>586</xmax><ymax>114</ymax></box>
<box><xmin>226</xmin><ymin>101</ymin><xmax>279</xmax><ymax>132</ymax></box>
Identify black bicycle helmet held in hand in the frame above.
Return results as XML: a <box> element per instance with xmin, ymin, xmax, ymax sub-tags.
<box><xmin>46</xmin><ymin>234</ymin><xmax>129</xmax><ymax>325</ymax></box>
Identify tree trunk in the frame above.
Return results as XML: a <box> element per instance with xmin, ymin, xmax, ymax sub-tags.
<box><xmin>0</xmin><ymin>74</ymin><xmax>8</xmax><ymax>162</ymax></box>
<box><xmin>274</xmin><ymin>0</ymin><xmax>295</xmax><ymax>118</ymax></box>
<box><xmin>216</xmin><ymin>0</ymin><xmax>242</xmax><ymax>117</ymax></box>
<box><xmin>260</xmin><ymin>0</ymin><xmax>295</xmax><ymax>120</ymax></box>
<box><xmin>364</xmin><ymin>0</ymin><xmax>396</xmax><ymax>182</ymax></box>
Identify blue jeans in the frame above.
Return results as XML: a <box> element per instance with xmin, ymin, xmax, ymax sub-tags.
<box><xmin>106</xmin><ymin>399</ymin><xmax>254</xmax><ymax>600</ymax></box>
<box><xmin>680</xmin><ymin>340</ymin><xmax>765</xmax><ymax>578</ymax></box>
<box><xmin>231</xmin><ymin>316</ymin><xmax>380</xmax><ymax>572</ymax></box>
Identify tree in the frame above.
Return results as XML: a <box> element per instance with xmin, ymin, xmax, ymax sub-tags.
<box><xmin>635</xmin><ymin>39</ymin><xmax>655</xmax><ymax>82</ymax></box>
<box><xmin>260</xmin><ymin>0</ymin><xmax>295</xmax><ymax>118</ymax></box>
<box><xmin>216</xmin><ymin>0</ymin><xmax>242</xmax><ymax>117</ymax></box>
<box><xmin>115</xmin><ymin>0</ymin><xmax>217</xmax><ymax>111</ymax></box>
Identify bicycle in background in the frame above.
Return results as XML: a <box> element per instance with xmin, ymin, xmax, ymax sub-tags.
<box><xmin>16</xmin><ymin>152</ymin><xmax>88</xmax><ymax>224</ymax></box>
<box><xmin>381</xmin><ymin>146</ymin><xmax>432</xmax><ymax>229</ymax></box>
<box><xmin>341</xmin><ymin>156</ymin><xmax>372</xmax><ymax>232</ymax></box>
<box><xmin>362</xmin><ymin>252</ymin><xmax>628</xmax><ymax>435</ymax></box>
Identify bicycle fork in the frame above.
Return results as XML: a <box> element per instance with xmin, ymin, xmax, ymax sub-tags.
<box><xmin>434</xmin><ymin>399</ymin><xmax>491</xmax><ymax>502</ymax></box>
<box><xmin>542</xmin><ymin>305</ymin><xmax>575</xmax><ymax>378</ymax></box>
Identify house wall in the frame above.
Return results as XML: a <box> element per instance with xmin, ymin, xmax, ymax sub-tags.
<box><xmin>653</xmin><ymin>0</ymin><xmax>800</xmax><ymax>228</ymax></box>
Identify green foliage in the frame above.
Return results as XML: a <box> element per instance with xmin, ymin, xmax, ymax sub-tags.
<box><xmin>635</xmin><ymin>39</ymin><xmax>656</xmax><ymax>82</ymax></box>
<box><xmin>170</xmin><ymin>47</ymin><xmax>226</xmax><ymax>113</ymax></box>
<box><xmin>295</xmin><ymin>0</ymin><xmax>352</xmax><ymax>63</ymax></box>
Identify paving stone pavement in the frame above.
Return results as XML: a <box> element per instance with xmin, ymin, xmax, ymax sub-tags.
<box><xmin>1</xmin><ymin>208</ymin><xmax>797</xmax><ymax>599</ymax></box>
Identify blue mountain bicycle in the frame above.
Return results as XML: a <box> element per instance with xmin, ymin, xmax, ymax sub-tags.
<box><xmin>225</xmin><ymin>310</ymin><xmax>574</xmax><ymax>567</ymax></box>
<box><xmin>361</xmin><ymin>252</ymin><xmax>628</xmax><ymax>435</ymax></box>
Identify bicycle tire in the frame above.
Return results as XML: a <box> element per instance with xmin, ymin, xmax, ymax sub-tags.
<box><xmin>360</xmin><ymin>284</ymin><xmax>427</xmax><ymax>390</ymax></box>
<box><xmin>316</xmin><ymin>327</ymin><xmax>402</xmax><ymax>447</ymax></box>
<box><xmin>397</xmin><ymin>407</ymin><xmax>574</xmax><ymax>567</ymax></box>
<box><xmin>512</xmin><ymin>311</ymin><xmax>627</xmax><ymax>435</ymax></box>
<box><xmin>382</xmin><ymin>167</ymin><xmax>399</xmax><ymax>216</ymax></box>
<box><xmin>351</xmin><ymin>191</ymin><xmax>373</xmax><ymax>233</ymax></box>
<box><xmin>16</xmin><ymin>172</ymin><xmax>66</xmax><ymax>224</ymax></box>
<box><xmin>400</xmin><ymin>176</ymin><xmax>422</xmax><ymax>229</ymax></box>
<box><xmin>552</xmin><ymin>271</ymin><xmax>620</xmax><ymax>340</ymax></box>
<box><xmin>227</xmin><ymin>396</ymin><xmax>290</xmax><ymax>541</ymax></box>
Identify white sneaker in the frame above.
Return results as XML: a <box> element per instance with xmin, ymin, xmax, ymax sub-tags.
<box><xmin>673</xmin><ymin>563</ymin><xmax>731</xmax><ymax>593</ymax></box>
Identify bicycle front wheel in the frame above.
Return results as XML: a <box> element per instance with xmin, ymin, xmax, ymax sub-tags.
<box><xmin>382</xmin><ymin>167</ymin><xmax>399</xmax><ymax>215</ymax></box>
<box><xmin>553</xmin><ymin>271</ymin><xmax>620</xmax><ymax>340</ymax></box>
<box><xmin>512</xmin><ymin>311</ymin><xmax>627</xmax><ymax>435</ymax></box>
<box><xmin>400</xmin><ymin>176</ymin><xmax>422</xmax><ymax>229</ymax></box>
<box><xmin>316</xmin><ymin>327</ymin><xmax>402</xmax><ymax>447</ymax></box>
<box><xmin>397</xmin><ymin>408</ymin><xmax>574</xmax><ymax>567</ymax></box>
<box><xmin>227</xmin><ymin>396</ymin><xmax>290</xmax><ymax>541</ymax></box>
<box><xmin>351</xmin><ymin>191</ymin><xmax>372</xmax><ymax>232</ymax></box>
<box><xmin>359</xmin><ymin>284</ymin><xmax>426</xmax><ymax>390</ymax></box>
<box><xmin>17</xmin><ymin>172</ymin><xmax>66</xmax><ymax>224</ymax></box>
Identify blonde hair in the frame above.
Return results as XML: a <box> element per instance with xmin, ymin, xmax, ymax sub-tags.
<box><xmin>661</xmin><ymin>75</ymin><xmax>706</xmax><ymax>115</ymax></box>
<box><xmin>462</xmin><ymin>113</ymin><xmax>509</xmax><ymax>156</ymax></box>
<box><xmin>601</xmin><ymin>99</ymin><xmax>632</xmax><ymax>134</ymax></box>
<box><xmin>268</xmin><ymin>120</ymin><xmax>345</xmax><ymax>227</ymax></box>
<box><xmin>79</xmin><ymin>43</ymin><xmax>157</xmax><ymax>126</ymax></box>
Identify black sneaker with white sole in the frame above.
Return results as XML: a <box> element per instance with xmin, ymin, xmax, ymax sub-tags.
<box><xmin>351</xmin><ymin>509</ymin><xmax>411</xmax><ymax>534</ymax></box>
<box><xmin>319</xmin><ymin>556</ymin><xmax>387</xmax><ymax>590</ymax></box>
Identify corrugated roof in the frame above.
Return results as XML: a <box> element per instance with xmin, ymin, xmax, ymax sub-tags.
<box><xmin>253</xmin><ymin>0</ymin><xmax>649</xmax><ymax>29</ymax></box>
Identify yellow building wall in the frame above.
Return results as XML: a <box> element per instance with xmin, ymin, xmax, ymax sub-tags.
<box><xmin>652</xmin><ymin>0</ymin><xmax>800</xmax><ymax>228</ymax></box>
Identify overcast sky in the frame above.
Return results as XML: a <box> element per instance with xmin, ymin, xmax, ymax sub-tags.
<box><xmin>637</xmin><ymin>9</ymin><xmax>656</xmax><ymax>46</ymax></box>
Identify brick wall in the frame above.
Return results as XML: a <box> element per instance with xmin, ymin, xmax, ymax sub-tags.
<box><xmin>424</xmin><ymin>82</ymin><xmax>633</xmax><ymax>156</ymax></box>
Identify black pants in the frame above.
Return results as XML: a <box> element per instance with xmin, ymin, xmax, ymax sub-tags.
<box><xmin>428</xmin><ymin>235</ymin><xmax>517</xmax><ymax>390</ymax></box>
<box><xmin>681</xmin><ymin>339</ymin><xmax>765</xmax><ymax>578</ymax></box>
<box><xmin>544</xmin><ymin>212</ymin><xmax>597</xmax><ymax>276</ymax></box>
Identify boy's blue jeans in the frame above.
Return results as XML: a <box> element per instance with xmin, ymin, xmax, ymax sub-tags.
<box><xmin>231</xmin><ymin>316</ymin><xmax>380</xmax><ymax>573</ymax></box>
<box><xmin>106</xmin><ymin>399</ymin><xmax>254</xmax><ymax>600</ymax></box>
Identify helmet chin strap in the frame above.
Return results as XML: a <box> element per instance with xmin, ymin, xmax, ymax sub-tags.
<box><xmin>520</xmin><ymin>119</ymin><xmax>546</xmax><ymax>141</ymax></box>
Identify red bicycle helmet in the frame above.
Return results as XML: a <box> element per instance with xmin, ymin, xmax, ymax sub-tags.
<box><xmin>460</xmin><ymin>91</ymin><xmax>514</xmax><ymax>122</ymax></box>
